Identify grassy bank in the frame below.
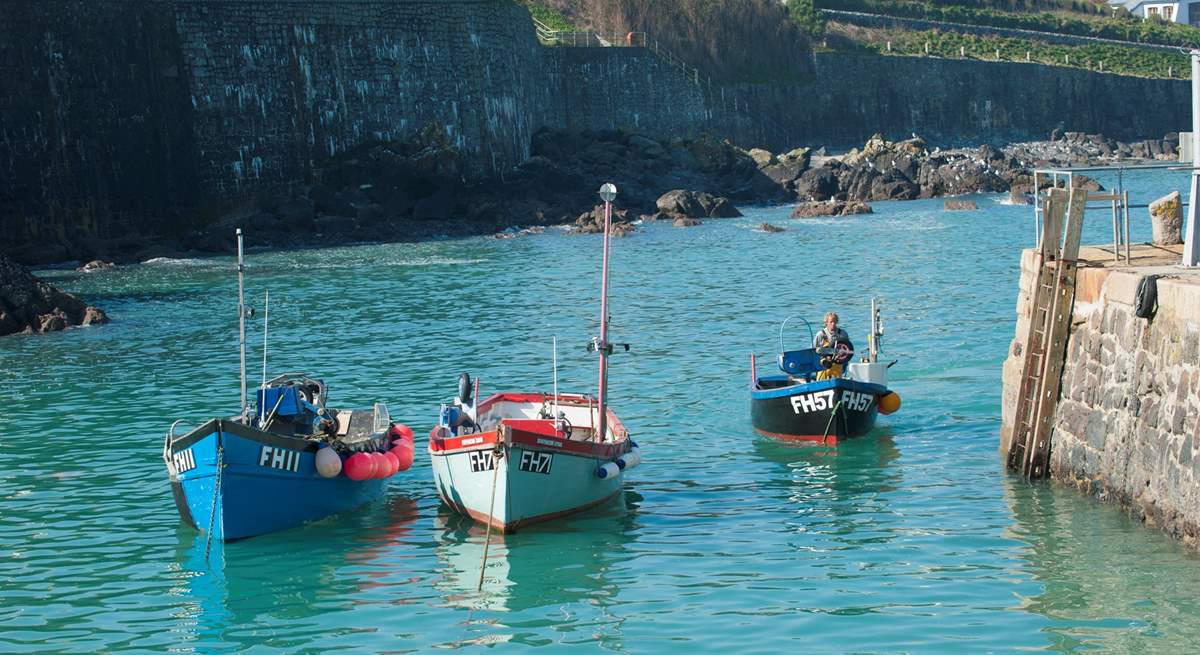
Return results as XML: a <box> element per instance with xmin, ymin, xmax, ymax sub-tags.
<box><xmin>816</xmin><ymin>0</ymin><xmax>1200</xmax><ymax>47</ymax></box>
<box><xmin>826</xmin><ymin>22</ymin><xmax>1189</xmax><ymax>78</ymax></box>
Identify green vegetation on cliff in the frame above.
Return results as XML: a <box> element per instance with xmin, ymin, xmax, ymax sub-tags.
<box><xmin>830</xmin><ymin>24</ymin><xmax>1190</xmax><ymax>78</ymax></box>
<box><xmin>519</xmin><ymin>0</ymin><xmax>574</xmax><ymax>31</ymax></box>
<box><xmin>788</xmin><ymin>0</ymin><xmax>826</xmax><ymax>39</ymax></box>
<box><xmin>816</xmin><ymin>0</ymin><xmax>1200</xmax><ymax>47</ymax></box>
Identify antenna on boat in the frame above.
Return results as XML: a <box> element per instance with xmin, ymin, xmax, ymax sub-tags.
<box><xmin>259</xmin><ymin>290</ymin><xmax>270</xmax><ymax>424</ymax></box>
<box><xmin>868</xmin><ymin>298</ymin><xmax>883</xmax><ymax>364</ymax></box>
<box><xmin>595</xmin><ymin>182</ymin><xmax>617</xmax><ymax>443</ymax></box>
<box><xmin>553</xmin><ymin>336</ymin><xmax>560</xmax><ymax>432</ymax></box>
<box><xmin>237</xmin><ymin>229</ymin><xmax>248</xmax><ymax>419</ymax></box>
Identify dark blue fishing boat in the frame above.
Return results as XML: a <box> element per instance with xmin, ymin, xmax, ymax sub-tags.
<box><xmin>750</xmin><ymin>300</ymin><xmax>901</xmax><ymax>444</ymax></box>
<box><xmin>162</xmin><ymin>230</ymin><xmax>413</xmax><ymax>541</ymax></box>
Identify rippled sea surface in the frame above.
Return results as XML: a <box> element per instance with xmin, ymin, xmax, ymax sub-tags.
<box><xmin>4</xmin><ymin>171</ymin><xmax>1200</xmax><ymax>654</ymax></box>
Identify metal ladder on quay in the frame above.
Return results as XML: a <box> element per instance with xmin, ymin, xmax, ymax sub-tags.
<box><xmin>1006</xmin><ymin>185</ymin><xmax>1086</xmax><ymax>479</ymax></box>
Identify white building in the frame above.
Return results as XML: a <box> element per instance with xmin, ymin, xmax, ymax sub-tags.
<box><xmin>1111</xmin><ymin>1</ymin><xmax>1200</xmax><ymax>26</ymax></box>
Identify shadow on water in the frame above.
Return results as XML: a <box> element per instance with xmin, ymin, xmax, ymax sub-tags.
<box><xmin>1003</xmin><ymin>476</ymin><xmax>1200</xmax><ymax>653</ymax></box>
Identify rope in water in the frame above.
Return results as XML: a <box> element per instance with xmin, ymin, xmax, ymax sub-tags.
<box><xmin>477</xmin><ymin>437</ymin><xmax>505</xmax><ymax>592</ymax></box>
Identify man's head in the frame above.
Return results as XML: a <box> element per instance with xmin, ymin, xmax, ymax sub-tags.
<box><xmin>824</xmin><ymin>311</ymin><xmax>839</xmax><ymax>332</ymax></box>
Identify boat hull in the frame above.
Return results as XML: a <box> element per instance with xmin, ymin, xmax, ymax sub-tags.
<box><xmin>430</xmin><ymin>393</ymin><xmax>632</xmax><ymax>533</ymax></box>
<box><xmin>751</xmin><ymin>376</ymin><xmax>888</xmax><ymax>443</ymax></box>
<box><xmin>165</xmin><ymin>418</ymin><xmax>387</xmax><ymax>540</ymax></box>
<box><xmin>431</xmin><ymin>443</ymin><xmax>623</xmax><ymax>533</ymax></box>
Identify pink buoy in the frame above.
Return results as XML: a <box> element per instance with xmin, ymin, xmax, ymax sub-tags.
<box><xmin>344</xmin><ymin>452</ymin><xmax>373</xmax><ymax>481</ymax></box>
<box><xmin>391</xmin><ymin>441</ymin><xmax>414</xmax><ymax>472</ymax></box>
<box><xmin>382</xmin><ymin>451</ymin><xmax>400</xmax><ymax>477</ymax></box>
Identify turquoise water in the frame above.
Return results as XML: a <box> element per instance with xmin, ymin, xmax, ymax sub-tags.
<box><xmin>3</xmin><ymin>172</ymin><xmax>1200</xmax><ymax>653</ymax></box>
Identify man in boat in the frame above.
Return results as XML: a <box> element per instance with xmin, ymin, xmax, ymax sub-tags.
<box><xmin>812</xmin><ymin>311</ymin><xmax>854</xmax><ymax>381</ymax></box>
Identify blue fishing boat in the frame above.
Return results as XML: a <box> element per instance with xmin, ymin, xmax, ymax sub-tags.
<box><xmin>162</xmin><ymin>230</ymin><xmax>413</xmax><ymax>541</ymax></box>
<box><xmin>750</xmin><ymin>299</ymin><xmax>901</xmax><ymax>444</ymax></box>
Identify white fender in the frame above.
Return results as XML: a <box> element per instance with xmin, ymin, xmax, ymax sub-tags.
<box><xmin>596</xmin><ymin>462</ymin><xmax>621</xmax><ymax>479</ymax></box>
<box><xmin>617</xmin><ymin>450</ymin><xmax>641</xmax><ymax>470</ymax></box>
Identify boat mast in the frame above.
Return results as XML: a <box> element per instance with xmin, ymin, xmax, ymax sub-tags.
<box><xmin>237</xmin><ymin>229</ymin><xmax>248</xmax><ymax>418</ymax></box>
<box><xmin>596</xmin><ymin>183</ymin><xmax>617</xmax><ymax>442</ymax></box>
<box><xmin>260</xmin><ymin>290</ymin><xmax>269</xmax><ymax>424</ymax></box>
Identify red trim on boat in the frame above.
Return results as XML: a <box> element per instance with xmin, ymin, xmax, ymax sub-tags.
<box><xmin>428</xmin><ymin>423</ymin><xmax>627</xmax><ymax>458</ymax></box>
<box><xmin>753</xmin><ymin>427</ymin><xmax>841</xmax><ymax>444</ymax></box>
<box><xmin>473</xmin><ymin>392</ymin><xmax>629</xmax><ymax>438</ymax></box>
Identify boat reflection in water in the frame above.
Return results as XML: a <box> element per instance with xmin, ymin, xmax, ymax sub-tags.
<box><xmin>168</xmin><ymin>494</ymin><xmax>421</xmax><ymax>650</ymax></box>
<box><xmin>753</xmin><ymin>429</ymin><xmax>902</xmax><ymax>502</ymax></box>
<box><xmin>432</xmin><ymin>493</ymin><xmax>639</xmax><ymax>614</ymax></box>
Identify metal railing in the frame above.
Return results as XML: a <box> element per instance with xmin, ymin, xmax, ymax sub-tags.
<box><xmin>1032</xmin><ymin>162</ymin><xmax>1185</xmax><ymax>263</ymax></box>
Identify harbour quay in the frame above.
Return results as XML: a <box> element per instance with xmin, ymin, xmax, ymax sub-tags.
<box><xmin>1003</xmin><ymin>241</ymin><xmax>1200</xmax><ymax>547</ymax></box>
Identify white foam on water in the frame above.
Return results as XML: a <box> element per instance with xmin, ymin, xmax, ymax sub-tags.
<box><xmin>141</xmin><ymin>257</ymin><xmax>208</xmax><ymax>266</ymax></box>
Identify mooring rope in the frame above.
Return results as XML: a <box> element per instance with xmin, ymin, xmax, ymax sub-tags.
<box><xmin>204</xmin><ymin>437</ymin><xmax>225</xmax><ymax>564</ymax></box>
<box><xmin>822</xmin><ymin>400</ymin><xmax>844</xmax><ymax>443</ymax></box>
<box><xmin>477</xmin><ymin>437</ymin><xmax>505</xmax><ymax>592</ymax></box>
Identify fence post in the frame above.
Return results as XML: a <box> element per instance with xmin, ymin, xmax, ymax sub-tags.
<box><xmin>1026</xmin><ymin>51</ymin><xmax>1031</xmax><ymax>62</ymax></box>
<box><xmin>995</xmin><ymin>48</ymin><xmax>1000</xmax><ymax>60</ymax></box>
<box><xmin>960</xmin><ymin>45</ymin><xmax>964</xmax><ymax>57</ymax></box>
<box><xmin>925</xmin><ymin>41</ymin><xmax>930</xmax><ymax>55</ymax></box>
<box><xmin>887</xmin><ymin>41</ymin><xmax>892</xmax><ymax>52</ymax></box>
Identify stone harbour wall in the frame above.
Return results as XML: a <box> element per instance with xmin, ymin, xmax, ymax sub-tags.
<box><xmin>174</xmin><ymin>0</ymin><xmax>552</xmax><ymax>195</ymax></box>
<box><xmin>0</xmin><ymin>0</ymin><xmax>1193</xmax><ymax>264</ymax></box>
<box><xmin>1001</xmin><ymin>250</ymin><xmax>1200</xmax><ymax>546</ymax></box>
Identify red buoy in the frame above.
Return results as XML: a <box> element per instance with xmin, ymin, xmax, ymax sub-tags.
<box><xmin>344</xmin><ymin>452</ymin><xmax>373</xmax><ymax>481</ymax></box>
<box><xmin>389</xmin><ymin>423</ymin><xmax>414</xmax><ymax>441</ymax></box>
<box><xmin>369</xmin><ymin>452</ymin><xmax>387</xmax><ymax>479</ymax></box>
<box><xmin>382</xmin><ymin>451</ymin><xmax>400</xmax><ymax>477</ymax></box>
<box><xmin>391</xmin><ymin>441</ymin><xmax>414</xmax><ymax>472</ymax></box>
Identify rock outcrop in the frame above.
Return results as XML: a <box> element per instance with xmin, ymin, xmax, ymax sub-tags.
<box><xmin>41</xmin><ymin>127</ymin><xmax>1174</xmax><ymax>258</ymax></box>
<box><xmin>791</xmin><ymin>199</ymin><xmax>873</xmax><ymax>218</ymax></box>
<box><xmin>651</xmin><ymin>189</ymin><xmax>742</xmax><ymax>223</ymax></box>
<box><xmin>0</xmin><ymin>254</ymin><xmax>109</xmax><ymax>336</ymax></box>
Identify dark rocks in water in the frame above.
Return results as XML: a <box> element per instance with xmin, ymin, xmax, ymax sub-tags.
<box><xmin>759</xmin><ymin>222</ymin><xmax>785</xmax><ymax>233</ymax></box>
<box><xmin>672</xmin><ymin>217</ymin><xmax>702</xmax><ymax>227</ymax></box>
<box><xmin>0</xmin><ymin>253</ymin><xmax>109</xmax><ymax>336</ymax></box>
<box><xmin>76</xmin><ymin>260</ymin><xmax>115</xmax><ymax>273</ymax></box>
<box><xmin>657</xmin><ymin>189</ymin><xmax>705</xmax><ymax>218</ymax></box>
<box><xmin>574</xmin><ymin>204</ymin><xmax>634</xmax><ymax>235</ymax></box>
<box><xmin>840</xmin><ymin>200</ymin><xmax>873</xmax><ymax>215</ymax></box>
<box><xmin>944</xmin><ymin>199</ymin><xmax>979</xmax><ymax>211</ymax></box>
<box><xmin>655</xmin><ymin>190</ymin><xmax>741</xmax><ymax>219</ymax></box>
<box><xmin>791</xmin><ymin>199</ymin><xmax>872</xmax><ymax>218</ymax></box>
<box><xmin>794</xmin><ymin>167</ymin><xmax>839</xmax><ymax>201</ymax></box>
<box><xmin>1008</xmin><ymin>189</ymin><xmax>1034</xmax><ymax>205</ymax></box>
<box><xmin>698</xmin><ymin>193</ymin><xmax>741</xmax><ymax>218</ymax></box>
<box><xmin>1071</xmin><ymin>175</ymin><xmax>1104</xmax><ymax>192</ymax></box>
